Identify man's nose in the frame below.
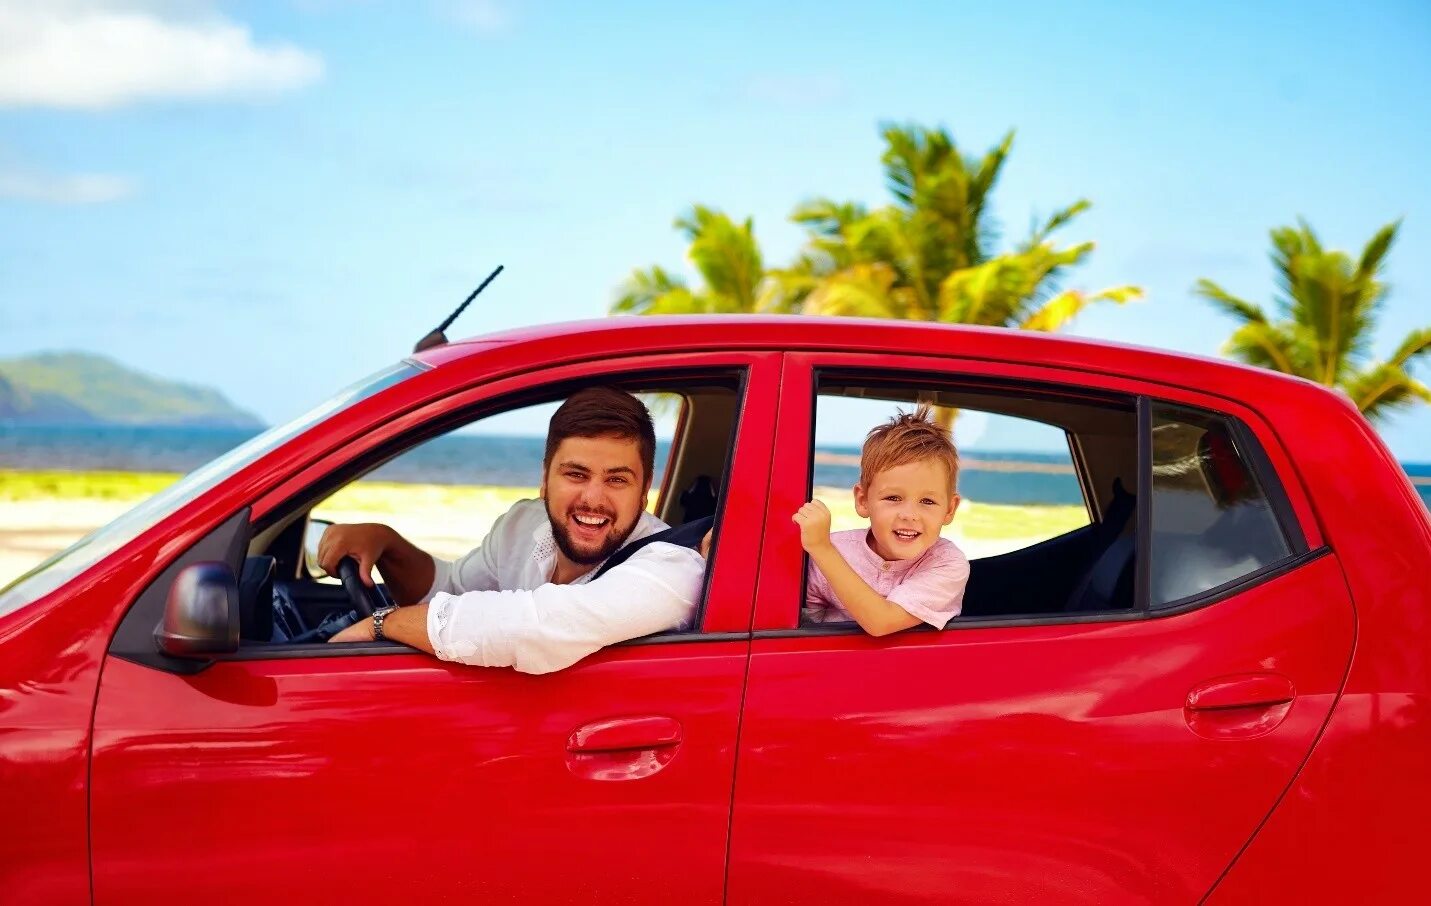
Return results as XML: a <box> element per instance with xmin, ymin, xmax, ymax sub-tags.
<box><xmin>577</xmin><ymin>484</ymin><xmax>609</xmax><ymax>507</ymax></box>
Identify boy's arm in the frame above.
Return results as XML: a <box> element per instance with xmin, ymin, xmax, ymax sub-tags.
<box><xmin>793</xmin><ymin>500</ymin><xmax>920</xmax><ymax>638</ymax></box>
<box><xmin>804</xmin><ymin>543</ymin><xmax>921</xmax><ymax>637</ymax></box>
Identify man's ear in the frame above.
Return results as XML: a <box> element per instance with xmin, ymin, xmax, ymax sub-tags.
<box><xmin>853</xmin><ymin>483</ymin><xmax>871</xmax><ymax>519</ymax></box>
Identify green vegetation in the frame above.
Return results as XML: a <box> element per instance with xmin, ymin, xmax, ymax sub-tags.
<box><xmin>0</xmin><ymin>352</ymin><xmax>262</xmax><ymax>427</ymax></box>
<box><xmin>614</xmin><ymin>123</ymin><xmax>1141</xmax><ymax>331</ymax></box>
<box><xmin>0</xmin><ymin>469</ymin><xmax>182</xmax><ymax>501</ymax></box>
<box><xmin>1196</xmin><ymin>220</ymin><xmax>1430</xmax><ymax>422</ymax></box>
<box><xmin>1</xmin><ymin>470</ymin><xmax>1084</xmax><ymax>541</ymax></box>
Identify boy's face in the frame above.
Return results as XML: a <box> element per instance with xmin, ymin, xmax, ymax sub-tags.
<box><xmin>854</xmin><ymin>458</ymin><xmax>959</xmax><ymax>562</ymax></box>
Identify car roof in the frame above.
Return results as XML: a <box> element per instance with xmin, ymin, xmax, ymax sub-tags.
<box><xmin>410</xmin><ymin>314</ymin><xmax>1334</xmax><ymax>403</ymax></box>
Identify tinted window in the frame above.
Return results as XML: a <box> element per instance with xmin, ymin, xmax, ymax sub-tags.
<box><xmin>1149</xmin><ymin>404</ymin><xmax>1294</xmax><ymax>605</ymax></box>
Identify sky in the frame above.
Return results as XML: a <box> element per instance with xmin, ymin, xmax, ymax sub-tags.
<box><xmin>1</xmin><ymin>0</ymin><xmax>1428</xmax><ymax>459</ymax></box>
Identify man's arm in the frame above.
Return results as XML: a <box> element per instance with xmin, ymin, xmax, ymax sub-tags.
<box><xmin>330</xmin><ymin>543</ymin><xmax>704</xmax><ymax>674</ymax></box>
<box><xmin>317</xmin><ymin>523</ymin><xmax>436</xmax><ymax>605</ymax></box>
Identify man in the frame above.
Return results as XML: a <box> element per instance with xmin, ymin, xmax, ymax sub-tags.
<box><xmin>321</xmin><ymin>387</ymin><xmax>708</xmax><ymax>673</ymax></box>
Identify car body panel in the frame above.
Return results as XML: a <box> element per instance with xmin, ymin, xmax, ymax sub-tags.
<box><xmin>726</xmin><ymin>351</ymin><xmax>1359</xmax><ymax>903</ymax></box>
<box><xmin>0</xmin><ymin>316</ymin><xmax>1425</xmax><ymax>903</ymax></box>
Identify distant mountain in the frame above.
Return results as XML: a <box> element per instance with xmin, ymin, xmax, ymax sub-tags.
<box><xmin>0</xmin><ymin>352</ymin><xmax>263</xmax><ymax>428</ymax></box>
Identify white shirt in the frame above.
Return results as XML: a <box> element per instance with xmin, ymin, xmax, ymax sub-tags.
<box><xmin>423</xmin><ymin>498</ymin><xmax>704</xmax><ymax>674</ymax></box>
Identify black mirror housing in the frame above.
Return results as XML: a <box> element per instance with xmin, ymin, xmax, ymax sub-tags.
<box><xmin>155</xmin><ymin>561</ymin><xmax>240</xmax><ymax>659</ymax></box>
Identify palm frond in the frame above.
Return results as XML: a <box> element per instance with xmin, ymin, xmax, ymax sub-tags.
<box><xmin>1355</xmin><ymin>219</ymin><xmax>1400</xmax><ymax>283</ymax></box>
<box><xmin>611</xmin><ymin>265</ymin><xmax>689</xmax><ymax>314</ymax></box>
<box><xmin>1221</xmin><ymin>321</ymin><xmax>1304</xmax><ymax>376</ymax></box>
<box><xmin>1194</xmin><ymin>279</ymin><xmax>1268</xmax><ymax>324</ymax></box>
<box><xmin>1389</xmin><ymin>326</ymin><xmax>1431</xmax><ymax>369</ymax></box>
<box><xmin>803</xmin><ymin>264</ymin><xmax>900</xmax><ymax>318</ymax></box>
<box><xmin>1342</xmin><ymin>363</ymin><xmax>1431</xmax><ymax>422</ymax></box>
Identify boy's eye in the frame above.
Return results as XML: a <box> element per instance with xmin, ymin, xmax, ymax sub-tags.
<box><xmin>883</xmin><ymin>495</ymin><xmax>900</xmax><ymax>502</ymax></box>
<box><xmin>922</xmin><ymin>498</ymin><xmax>937</xmax><ymax>506</ymax></box>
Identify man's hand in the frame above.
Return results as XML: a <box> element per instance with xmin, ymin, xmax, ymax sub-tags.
<box><xmin>317</xmin><ymin>523</ymin><xmax>395</xmax><ymax>587</ymax></box>
<box><xmin>329</xmin><ymin>616</ymin><xmax>375</xmax><ymax>644</ymax></box>
<box><xmin>792</xmin><ymin>500</ymin><xmax>833</xmax><ymax>553</ymax></box>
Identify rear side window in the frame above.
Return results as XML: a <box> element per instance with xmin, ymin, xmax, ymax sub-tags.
<box><xmin>1149</xmin><ymin>404</ymin><xmax>1297</xmax><ymax>606</ymax></box>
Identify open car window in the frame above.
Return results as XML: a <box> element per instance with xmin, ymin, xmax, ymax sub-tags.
<box><xmin>805</xmin><ymin>378</ymin><xmax>1137</xmax><ymax>625</ymax></box>
<box><xmin>239</xmin><ymin>372</ymin><xmax>744</xmax><ymax>651</ymax></box>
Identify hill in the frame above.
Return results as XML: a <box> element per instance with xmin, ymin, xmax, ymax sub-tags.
<box><xmin>0</xmin><ymin>352</ymin><xmax>263</xmax><ymax>428</ymax></box>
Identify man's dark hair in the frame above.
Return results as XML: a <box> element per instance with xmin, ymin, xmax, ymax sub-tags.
<box><xmin>544</xmin><ymin>387</ymin><xmax>657</xmax><ymax>488</ymax></box>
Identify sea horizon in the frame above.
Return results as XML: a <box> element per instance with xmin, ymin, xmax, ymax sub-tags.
<box><xmin>2</xmin><ymin>423</ymin><xmax>1428</xmax><ymax>509</ymax></box>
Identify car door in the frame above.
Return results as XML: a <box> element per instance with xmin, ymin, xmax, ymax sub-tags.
<box><xmin>725</xmin><ymin>352</ymin><xmax>1355</xmax><ymax>904</ymax></box>
<box><xmin>87</xmin><ymin>352</ymin><xmax>779</xmax><ymax>905</ymax></box>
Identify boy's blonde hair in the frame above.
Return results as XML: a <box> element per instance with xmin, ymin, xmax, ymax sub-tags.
<box><xmin>860</xmin><ymin>404</ymin><xmax>959</xmax><ymax>493</ymax></box>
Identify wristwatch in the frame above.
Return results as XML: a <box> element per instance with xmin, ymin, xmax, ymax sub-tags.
<box><xmin>372</xmin><ymin>605</ymin><xmax>398</xmax><ymax>642</ymax></box>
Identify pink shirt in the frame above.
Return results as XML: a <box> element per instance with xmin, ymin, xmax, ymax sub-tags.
<box><xmin>804</xmin><ymin>529</ymin><xmax>970</xmax><ymax>629</ymax></box>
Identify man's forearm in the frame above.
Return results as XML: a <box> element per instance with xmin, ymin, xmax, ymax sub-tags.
<box><xmin>808</xmin><ymin>544</ymin><xmax>919</xmax><ymax>637</ymax></box>
<box><xmin>376</xmin><ymin>531</ymin><xmax>437</xmax><ymax>604</ymax></box>
<box><xmin>382</xmin><ymin>604</ymin><xmax>434</xmax><ymax>653</ymax></box>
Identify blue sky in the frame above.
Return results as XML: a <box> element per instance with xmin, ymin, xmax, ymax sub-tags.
<box><xmin>1</xmin><ymin>0</ymin><xmax>1428</xmax><ymax>459</ymax></box>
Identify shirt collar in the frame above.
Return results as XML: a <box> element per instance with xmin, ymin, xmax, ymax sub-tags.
<box><xmin>529</xmin><ymin>510</ymin><xmax>664</xmax><ymax>586</ymax></box>
<box><xmin>854</xmin><ymin>530</ymin><xmax>927</xmax><ymax>575</ymax></box>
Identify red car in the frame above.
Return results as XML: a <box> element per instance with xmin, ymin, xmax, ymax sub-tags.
<box><xmin>3</xmin><ymin>316</ymin><xmax>1428</xmax><ymax>904</ymax></box>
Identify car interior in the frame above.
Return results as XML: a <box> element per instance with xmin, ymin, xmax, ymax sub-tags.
<box><xmin>235</xmin><ymin>373</ymin><xmax>745</xmax><ymax>647</ymax></box>
<box><xmin>813</xmin><ymin>379</ymin><xmax>1142</xmax><ymax>621</ymax></box>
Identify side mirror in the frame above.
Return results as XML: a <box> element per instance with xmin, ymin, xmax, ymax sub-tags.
<box><xmin>304</xmin><ymin>517</ymin><xmax>334</xmax><ymax>577</ymax></box>
<box><xmin>155</xmin><ymin>561</ymin><xmax>239</xmax><ymax>659</ymax></box>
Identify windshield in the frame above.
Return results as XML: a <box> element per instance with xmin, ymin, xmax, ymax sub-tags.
<box><xmin>0</xmin><ymin>362</ymin><xmax>421</xmax><ymax>618</ymax></box>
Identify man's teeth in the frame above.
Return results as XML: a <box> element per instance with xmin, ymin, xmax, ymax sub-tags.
<box><xmin>574</xmin><ymin>514</ymin><xmax>609</xmax><ymax>526</ymax></box>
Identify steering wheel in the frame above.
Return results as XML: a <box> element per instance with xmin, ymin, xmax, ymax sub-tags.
<box><xmin>336</xmin><ymin>556</ymin><xmax>385</xmax><ymax>617</ymax></box>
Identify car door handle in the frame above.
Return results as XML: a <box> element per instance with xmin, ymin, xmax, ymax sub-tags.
<box><xmin>1185</xmin><ymin>674</ymin><xmax>1296</xmax><ymax>711</ymax></box>
<box><xmin>567</xmin><ymin>716</ymin><xmax>683</xmax><ymax>753</ymax></box>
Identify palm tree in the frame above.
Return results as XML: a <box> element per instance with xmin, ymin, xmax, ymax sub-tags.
<box><xmin>613</xmin><ymin>206</ymin><xmax>773</xmax><ymax>315</ymax></box>
<box><xmin>1196</xmin><ymin>219</ymin><xmax>1430</xmax><ymax>422</ymax></box>
<box><xmin>768</xmin><ymin>124</ymin><xmax>1142</xmax><ymax>330</ymax></box>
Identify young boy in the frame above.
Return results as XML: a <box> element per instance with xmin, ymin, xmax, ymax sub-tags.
<box><xmin>794</xmin><ymin>405</ymin><xmax>970</xmax><ymax>636</ymax></box>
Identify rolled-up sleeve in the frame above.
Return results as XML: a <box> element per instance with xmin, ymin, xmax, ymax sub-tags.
<box><xmin>426</xmin><ymin>542</ymin><xmax>704</xmax><ymax>674</ymax></box>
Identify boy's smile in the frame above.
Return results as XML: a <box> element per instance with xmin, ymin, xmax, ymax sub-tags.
<box><xmin>854</xmin><ymin>459</ymin><xmax>960</xmax><ymax>562</ymax></box>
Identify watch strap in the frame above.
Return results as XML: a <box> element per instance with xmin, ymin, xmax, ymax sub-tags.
<box><xmin>372</xmin><ymin>606</ymin><xmax>398</xmax><ymax>642</ymax></box>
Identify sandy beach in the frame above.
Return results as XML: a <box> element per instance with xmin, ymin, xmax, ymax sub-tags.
<box><xmin>0</xmin><ymin>471</ymin><xmax>1085</xmax><ymax>589</ymax></box>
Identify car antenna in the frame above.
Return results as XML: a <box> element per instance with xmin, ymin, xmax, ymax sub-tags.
<box><xmin>413</xmin><ymin>265</ymin><xmax>505</xmax><ymax>353</ymax></box>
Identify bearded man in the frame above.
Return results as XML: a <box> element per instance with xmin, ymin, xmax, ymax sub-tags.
<box><xmin>320</xmin><ymin>387</ymin><xmax>707</xmax><ymax>673</ymax></box>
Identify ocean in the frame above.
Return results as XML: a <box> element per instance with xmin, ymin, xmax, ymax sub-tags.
<box><xmin>2</xmin><ymin>424</ymin><xmax>1428</xmax><ymax>509</ymax></box>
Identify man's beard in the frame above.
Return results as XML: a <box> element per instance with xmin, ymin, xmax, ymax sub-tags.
<box><xmin>545</xmin><ymin>500</ymin><xmax>640</xmax><ymax>566</ymax></box>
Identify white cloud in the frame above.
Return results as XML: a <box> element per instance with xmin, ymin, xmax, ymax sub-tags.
<box><xmin>0</xmin><ymin>166</ymin><xmax>136</xmax><ymax>204</ymax></box>
<box><xmin>0</xmin><ymin>1</ymin><xmax>323</xmax><ymax>109</ymax></box>
<box><xmin>442</xmin><ymin>0</ymin><xmax>512</xmax><ymax>36</ymax></box>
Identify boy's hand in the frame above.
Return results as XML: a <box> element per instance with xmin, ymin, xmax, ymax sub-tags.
<box><xmin>792</xmin><ymin>500</ymin><xmax>833</xmax><ymax>553</ymax></box>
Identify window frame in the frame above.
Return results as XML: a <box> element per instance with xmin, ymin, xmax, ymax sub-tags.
<box><xmin>110</xmin><ymin>352</ymin><xmax>779</xmax><ymax>673</ymax></box>
<box><xmin>751</xmin><ymin>352</ymin><xmax>1328</xmax><ymax>637</ymax></box>
<box><xmin>1144</xmin><ymin>399</ymin><xmax>1311</xmax><ymax>612</ymax></box>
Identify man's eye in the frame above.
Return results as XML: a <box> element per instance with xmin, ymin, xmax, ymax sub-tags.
<box><xmin>566</xmin><ymin>472</ymin><xmax>586</xmax><ymax>480</ymax></box>
<box><xmin>608</xmin><ymin>477</ymin><xmax>629</xmax><ymax>486</ymax></box>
